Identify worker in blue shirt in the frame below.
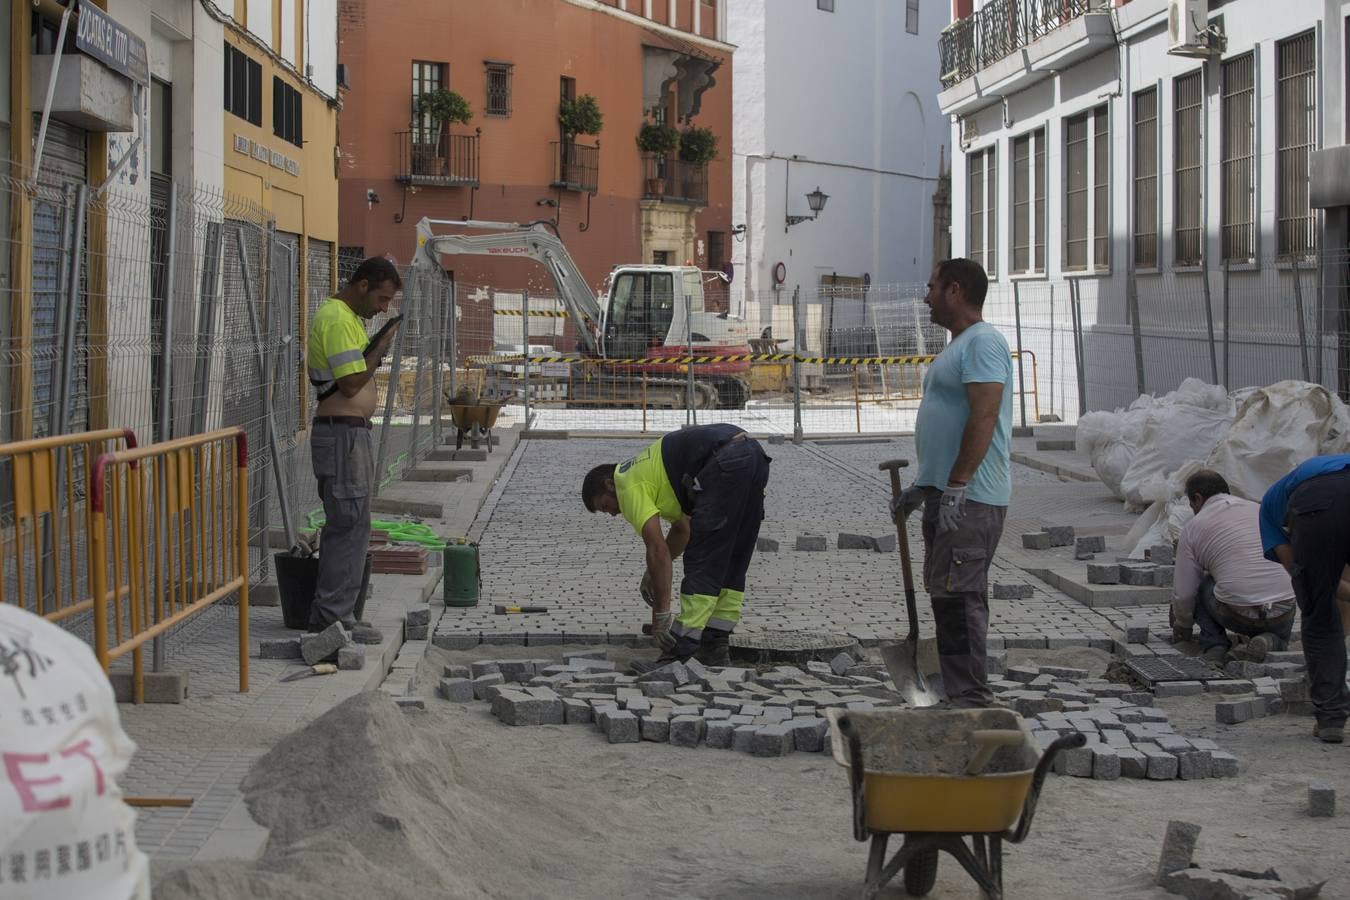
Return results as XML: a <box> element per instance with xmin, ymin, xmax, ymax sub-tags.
<box><xmin>1259</xmin><ymin>454</ymin><xmax>1350</xmax><ymax>744</ymax></box>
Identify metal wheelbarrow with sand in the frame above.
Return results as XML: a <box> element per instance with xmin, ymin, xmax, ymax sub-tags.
<box><xmin>447</xmin><ymin>399</ymin><xmax>502</xmax><ymax>452</ymax></box>
<box><xmin>826</xmin><ymin>707</ymin><xmax>1084</xmax><ymax>899</ymax></box>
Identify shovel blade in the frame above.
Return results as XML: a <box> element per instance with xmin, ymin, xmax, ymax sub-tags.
<box><xmin>880</xmin><ymin>637</ymin><xmax>944</xmax><ymax>707</ymax></box>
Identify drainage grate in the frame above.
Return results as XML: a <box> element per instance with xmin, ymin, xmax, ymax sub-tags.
<box><xmin>730</xmin><ymin>630</ymin><xmax>859</xmax><ymax>665</ymax></box>
<box><xmin>1125</xmin><ymin>656</ymin><xmax>1222</xmax><ymax>686</ymax></box>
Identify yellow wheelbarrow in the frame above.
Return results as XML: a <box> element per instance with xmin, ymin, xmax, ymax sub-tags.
<box><xmin>447</xmin><ymin>401</ymin><xmax>502</xmax><ymax>452</ymax></box>
<box><xmin>827</xmin><ymin>708</ymin><xmax>1085</xmax><ymax>899</ymax></box>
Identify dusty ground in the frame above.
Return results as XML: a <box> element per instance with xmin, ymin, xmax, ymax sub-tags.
<box><xmin>157</xmin><ymin>643</ymin><xmax>1348</xmax><ymax>900</ymax></box>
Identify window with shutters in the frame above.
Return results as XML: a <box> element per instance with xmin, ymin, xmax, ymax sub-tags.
<box><xmin>818</xmin><ymin>0</ymin><xmax>834</xmax><ymax>11</ymax></box>
<box><xmin>906</xmin><ymin>0</ymin><xmax>919</xmax><ymax>34</ymax></box>
<box><xmin>1011</xmin><ymin>128</ymin><xmax>1045</xmax><ymax>275</ymax></box>
<box><xmin>223</xmin><ymin>44</ymin><xmax>262</xmax><ymax>126</ymax></box>
<box><xmin>1221</xmin><ymin>53</ymin><xmax>1256</xmax><ymax>262</ymax></box>
<box><xmin>411</xmin><ymin>60</ymin><xmax>446</xmax><ymax>138</ymax></box>
<box><xmin>273</xmin><ymin>77</ymin><xmax>303</xmax><ymax>148</ymax></box>
<box><xmin>1133</xmin><ymin>87</ymin><xmax>1158</xmax><ymax>269</ymax></box>
<box><xmin>967</xmin><ymin>146</ymin><xmax>997</xmax><ymax>279</ymax></box>
<box><xmin>1065</xmin><ymin>105</ymin><xmax>1109</xmax><ymax>272</ymax></box>
<box><xmin>1173</xmin><ymin>71</ymin><xmax>1203</xmax><ymax>266</ymax></box>
<box><xmin>1277</xmin><ymin>31</ymin><xmax>1317</xmax><ymax>257</ymax></box>
<box><xmin>485</xmin><ymin>61</ymin><xmax>512</xmax><ymax>117</ymax></box>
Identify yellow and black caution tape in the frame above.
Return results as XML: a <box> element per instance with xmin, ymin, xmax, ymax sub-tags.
<box><xmin>492</xmin><ymin>308</ymin><xmax>570</xmax><ymax>317</ymax></box>
<box><xmin>465</xmin><ymin>352</ymin><xmax>940</xmax><ymax>366</ymax></box>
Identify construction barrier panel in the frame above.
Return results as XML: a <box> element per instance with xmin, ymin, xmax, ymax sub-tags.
<box><xmin>88</xmin><ymin>428</ymin><xmax>250</xmax><ymax>702</ymax></box>
<box><xmin>0</xmin><ymin>428</ymin><xmax>139</xmax><ymax>622</ymax></box>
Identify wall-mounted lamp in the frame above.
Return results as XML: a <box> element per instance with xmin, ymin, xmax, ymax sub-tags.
<box><xmin>730</xmin><ymin>223</ymin><xmax>747</xmax><ymax>243</ymax></box>
<box><xmin>785</xmin><ymin>187</ymin><xmax>829</xmax><ymax>229</ymax></box>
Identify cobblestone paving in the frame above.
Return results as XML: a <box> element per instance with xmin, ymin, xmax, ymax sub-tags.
<box><xmin>439</xmin><ymin>436</ymin><xmax>1134</xmax><ymax>647</ymax></box>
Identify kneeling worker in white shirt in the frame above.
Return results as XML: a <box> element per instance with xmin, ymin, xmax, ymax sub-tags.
<box><xmin>1172</xmin><ymin>469</ymin><xmax>1297</xmax><ymax>664</ymax></box>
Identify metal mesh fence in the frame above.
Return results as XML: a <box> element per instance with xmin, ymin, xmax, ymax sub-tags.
<box><xmin>434</xmin><ymin>248</ymin><xmax>1350</xmax><ymax>436</ymax></box>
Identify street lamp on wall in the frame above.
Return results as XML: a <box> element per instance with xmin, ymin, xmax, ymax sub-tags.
<box><xmin>785</xmin><ymin>186</ymin><xmax>829</xmax><ymax>229</ymax></box>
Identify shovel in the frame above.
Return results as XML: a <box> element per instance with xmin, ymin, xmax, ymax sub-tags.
<box><xmin>878</xmin><ymin>459</ymin><xmax>943</xmax><ymax>707</ymax></box>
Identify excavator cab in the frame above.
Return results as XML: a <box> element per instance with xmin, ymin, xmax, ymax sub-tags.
<box><xmin>604</xmin><ymin>269</ymin><xmax>676</xmax><ymax>358</ymax></box>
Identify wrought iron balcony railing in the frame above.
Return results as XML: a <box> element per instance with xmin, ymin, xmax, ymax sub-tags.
<box><xmin>939</xmin><ymin>0</ymin><xmax>1104</xmax><ymax>88</ymax></box>
<box><xmin>640</xmin><ymin>153</ymin><xmax>708</xmax><ymax>204</ymax></box>
<box><xmin>549</xmin><ymin>140</ymin><xmax>599</xmax><ymax>193</ymax></box>
<box><xmin>395</xmin><ymin>128</ymin><xmax>480</xmax><ymax>186</ymax></box>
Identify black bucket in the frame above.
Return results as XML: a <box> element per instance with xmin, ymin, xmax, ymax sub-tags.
<box><xmin>274</xmin><ymin>551</ymin><xmax>373</xmax><ymax>630</ymax></box>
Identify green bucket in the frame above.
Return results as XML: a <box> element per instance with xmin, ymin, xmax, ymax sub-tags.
<box><xmin>444</xmin><ymin>539</ymin><xmax>481</xmax><ymax>606</ymax></box>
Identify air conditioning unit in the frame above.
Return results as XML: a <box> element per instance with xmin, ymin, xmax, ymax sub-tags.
<box><xmin>1167</xmin><ymin>0</ymin><xmax>1217</xmax><ymax>58</ymax></box>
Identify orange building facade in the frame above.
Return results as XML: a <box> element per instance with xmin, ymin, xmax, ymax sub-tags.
<box><xmin>336</xmin><ymin>0</ymin><xmax>734</xmax><ymax>297</ymax></box>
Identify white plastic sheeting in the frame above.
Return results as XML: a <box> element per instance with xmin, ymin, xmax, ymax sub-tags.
<box><xmin>1079</xmin><ymin>380</ymin><xmax>1350</xmax><ymax>558</ymax></box>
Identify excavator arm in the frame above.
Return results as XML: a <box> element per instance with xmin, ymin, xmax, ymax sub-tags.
<box><xmin>413</xmin><ymin>218</ymin><xmax>604</xmax><ymax>356</ymax></box>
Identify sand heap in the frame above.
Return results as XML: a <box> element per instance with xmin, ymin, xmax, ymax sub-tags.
<box><xmin>155</xmin><ymin>692</ymin><xmax>586</xmax><ymax>900</ymax></box>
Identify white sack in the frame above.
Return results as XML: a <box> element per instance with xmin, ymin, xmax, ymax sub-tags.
<box><xmin>1075</xmin><ymin>396</ymin><xmax>1156</xmax><ymax>500</ymax></box>
<box><xmin>0</xmin><ymin>605</ymin><xmax>150</xmax><ymax>900</ymax></box>
<box><xmin>1117</xmin><ymin>378</ymin><xmax>1235</xmax><ymax>511</ymax></box>
<box><xmin>1205</xmin><ymin>380</ymin><xmax>1350</xmax><ymax>501</ymax></box>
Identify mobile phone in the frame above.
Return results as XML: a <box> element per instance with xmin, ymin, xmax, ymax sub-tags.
<box><xmin>370</xmin><ymin>314</ymin><xmax>404</xmax><ymax>347</ymax></box>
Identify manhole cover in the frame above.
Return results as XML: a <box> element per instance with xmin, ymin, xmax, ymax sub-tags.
<box><xmin>1125</xmin><ymin>656</ymin><xmax>1222</xmax><ymax>686</ymax></box>
<box><xmin>729</xmin><ymin>630</ymin><xmax>858</xmax><ymax>665</ymax></box>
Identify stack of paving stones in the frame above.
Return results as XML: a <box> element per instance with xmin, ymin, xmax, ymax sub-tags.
<box><xmin>1212</xmin><ymin>650</ymin><xmax>1315</xmax><ymax>723</ymax></box>
<box><xmin>992</xmin><ymin>664</ymin><xmax>1240</xmax><ymax>780</ymax></box>
<box><xmin>441</xmin><ymin>650</ymin><xmax>902</xmax><ymax>756</ymax></box>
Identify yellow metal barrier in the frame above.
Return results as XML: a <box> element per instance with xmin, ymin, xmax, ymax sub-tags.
<box><xmin>88</xmin><ymin>428</ymin><xmax>250</xmax><ymax>702</ymax></box>
<box><xmin>0</xmin><ymin>428</ymin><xmax>138</xmax><ymax>622</ymax></box>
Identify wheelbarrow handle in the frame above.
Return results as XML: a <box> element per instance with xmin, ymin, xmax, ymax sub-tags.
<box><xmin>1005</xmin><ymin>731</ymin><xmax>1086</xmax><ymax>844</ymax></box>
<box><xmin>837</xmin><ymin>715</ymin><xmax>871</xmax><ymax>843</ymax></box>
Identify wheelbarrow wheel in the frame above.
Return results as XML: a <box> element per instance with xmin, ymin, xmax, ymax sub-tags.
<box><xmin>903</xmin><ymin>846</ymin><xmax>939</xmax><ymax>897</ymax></box>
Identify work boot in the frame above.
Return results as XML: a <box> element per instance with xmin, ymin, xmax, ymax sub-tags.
<box><xmin>349</xmin><ymin>622</ymin><xmax>384</xmax><ymax>645</ymax></box>
<box><xmin>630</xmin><ymin>634</ymin><xmax>699</xmax><ymax>675</ymax></box>
<box><xmin>1235</xmin><ymin>632</ymin><xmax>1281</xmax><ymax>663</ymax></box>
<box><xmin>1314</xmin><ymin>721</ymin><xmax>1345</xmax><ymax>744</ymax></box>
<box><xmin>695</xmin><ymin>630</ymin><xmax>731</xmax><ymax>667</ymax></box>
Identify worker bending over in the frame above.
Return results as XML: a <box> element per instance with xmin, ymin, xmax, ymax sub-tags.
<box><xmin>1260</xmin><ymin>454</ymin><xmax>1350</xmax><ymax>744</ymax></box>
<box><xmin>1170</xmin><ymin>469</ymin><xmax>1296</xmax><ymax>664</ymax></box>
<box><xmin>582</xmin><ymin>424</ymin><xmax>771</xmax><ymax>672</ymax></box>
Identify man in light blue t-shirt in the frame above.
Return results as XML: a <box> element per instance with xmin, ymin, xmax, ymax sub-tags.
<box><xmin>891</xmin><ymin>258</ymin><xmax>1013</xmax><ymax>707</ymax></box>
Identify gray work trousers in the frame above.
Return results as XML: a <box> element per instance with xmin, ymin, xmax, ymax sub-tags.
<box><xmin>920</xmin><ymin>488</ymin><xmax>1007</xmax><ymax>706</ymax></box>
<box><xmin>309</xmin><ymin>421</ymin><xmax>373</xmax><ymax>628</ymax></box>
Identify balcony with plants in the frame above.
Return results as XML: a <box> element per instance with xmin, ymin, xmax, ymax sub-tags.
<box><xmin>550</xmin><ymin>94</ymin><xmax>602</xmax><ymax>193</ymax></box>
<box><xmin>396</xmin><ymin>89</ymin><xmax>480</xmax><ymax>186</ymax></box>
<box><xmin>637</xmin><ymin>123</ymin><xmax>714</xmax><ymax>205</ymax></box>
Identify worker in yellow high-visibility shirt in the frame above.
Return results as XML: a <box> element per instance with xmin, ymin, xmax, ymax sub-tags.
<box><xmin>305</xmin><ymin>257</ymin><xmax>402</xmax><ymax>645</ymax></box>
<box><xmin>582</xmin><ymin>424</ymin><xmax>771</xmax><ymax>672</ymax></box>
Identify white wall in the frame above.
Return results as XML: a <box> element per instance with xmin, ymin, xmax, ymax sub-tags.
<box><xmin>307</xmin><ymin>0</ymin><xmax>338</xmax><ymax>98</ymax></box>
<box><xmin>948</xmin><ymin>0</ymin><xmax>1350</xmax><ymax>413</ymax></box>
<box><xmin>729</xmin><ymin>0</ymin><xmax>946</xmax><ymax>305</ymax></box>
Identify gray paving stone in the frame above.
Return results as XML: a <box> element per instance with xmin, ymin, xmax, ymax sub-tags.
<box><xmin>1155</xmin><ymin>820</ymin><xmax>1201</xmax><ymax>881</ymax></box>
<box><xmin>1176</xmin><ymin>750</ymin><xmax>1211</xmax><ymax>780</ymax></box>
<box><xmin>471</xmin><ymin>660</ymin><xmax>502</xmax><ymax>678</ymax></box>
<box><xmin>795</xmin><ymin>534</ymin><xmax>827</xmax><ymax>551</ymax></box>
<box><xmin>1092</xmin><ymin>747</ymin><xmax>1121</xmax><ymax>780</ymax></box>
<box><xmin>1209</xmin><ymin>751</ymin><xmax>1239</xmax><ymax>778</ymax></box>
<box><xmin>1147</xmin><ymin>544</ymin><xmax>1175</xmax><ymax>565</ymax></box>
<box><xmin>705</xmin><ymin>720</ymin><xmax>735</xmax><ymax>749</ymax></box>
<box><xmin>443</xmin><ymin>664</ymin><xmax>471</xmax><ymax>679</ymax></box>
<box><xmin>1154</xmin><ymin>681</ymin><xmax>1203</xmax><ymax>698</ymax></box>
<box><xmin>786</xmin><ymin>717</ymin><xmax>830</xmax><ymax>752</ymax></box>
<box><xmin>732</xmin><ymin>725</ymin><xmax>761</xmax><ymax>753</ymax></box>
<box><xmin>1214</xmin><ymin>700</ymin><xmax>1251</xmax><ymax>725</ymax></box>
<box><xmin>669</xmin><ymin>715</ymin><xmax>706</xmax><ymax>748</ymax></box>
<box><xmin>1022</xmin><ymin>532</ymin><xmax>1052</xmax><ymax>550</ymax></box>
<box><xmin>258</xmin><ymin>638</ymin><xmax>301</xmax><ymax>659</ymax></box>
<box><xmin>1062</xmin><ymin>746</ymin><xmax>1094</xmax><ymax>777</ymax></box>
<box><xmin>1076</xmin><ymin>535</ymin><xmax>1106</xmax><ymax>554</ymax></box>
<box><xmin>337</xmin><ymin>645</ymin><xmax>365</xmax><ymax>671</ymax></box>
<box><xmin>992</xmin><ymin>583</ymin><xmax>1034</xmax><ymax>600</ymax></box>
<box><xmin>1309</xmin><ymin>781</ymin><xmax>1335</xmax><ymax>817</ymax></box>
<box><xmin>1117</xmin><ymin>748</ymin><xmax>1148</xmax><ymax>779</ymax></box>
<box><xmin>564</xmin><ymin>698</ymin><xmax>593</xmax><ymax>724</ymax></box>
<box><xmin>496</xmin><ymin>660</ymin><xmax>537</xmax><ymax>682</ymax></box>
<box><xmin>837</xmin><ymin>532</ymin><xmax>876</xmax><ymax>550</ymax></box>
<box><xmin>1086</xmin><ymin>563</ymin><xmax>1120</xmax><ymax>584</ymax></box>
<box><xmin>493</xmin><ymin>690</ymin><xmax>565</xmax><ymax>726</ymax></box>
<box><xmin>300</xmin><ymin>622</ymin><xmax>350</xmax><ymax>665</ymax></box>
<box><xmin>405</xmin><ymin>607</ymin><xmax>431</xmax><ymax>627</ymax></box>
<box><xmin>472</xmin><ymin>672</ymin><xmax>505</xmax><ymax>700</ymax></box>
<box><xmin>1045</xmin><ymin>525</ymin><xmax>1075</xmax><ymax>547</ymax></box>
<box><xmin>1119</xmin><ymin>565</ymin><xmax>1158</xmax><ymax>586</ymax></box>
<box><xmin>1142</xmin><ymin>746</ymin><xmax>1180</xmax><ymax>780</ymax></box>
<box><xmin>751</xmin><ymin>724</ymin><xmax>794</xmax><ymax>757</ymax></box>
<box><xmin>606</xmin><ymin>710</ymin><xmax>640</xmax><ymax>743</ymax></box>
<box><xmin>756</xmin><ymin>537</ymin><xmax>780</xmax><ymax>552</ymax></box>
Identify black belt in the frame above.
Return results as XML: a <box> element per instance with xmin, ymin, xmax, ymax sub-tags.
<box><xmin>313</xmin><ymin>416</ymin><xmax>372</xmax><ymax>429</ymax></box>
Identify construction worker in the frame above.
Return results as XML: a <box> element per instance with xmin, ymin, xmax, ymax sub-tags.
<box><xmin>1259</xmin><ymin>454</ymin><xmax>1350</xmax><ymax>744</ymax></box>
<box><xmin>305</xmin><ymin>257</ymin><xmax>402</xmax><ymax>644</ymax></box>
<box><xmin>582</xmin><ymin>424</ymin><xmax>771</xmax><ymax>672</ymax></box>
<box><xmin>1170</xmin><ymin>469</ymin><xmax>1296</xmax><ymax>664</ymax></box>
<box><xmin>890</xmin><ymin>258</ymin><xmax>1012</xmax><ymax>709</ymax></box>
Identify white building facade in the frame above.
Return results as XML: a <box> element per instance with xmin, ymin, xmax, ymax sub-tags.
<box><xmin>940</xmin><ymin>0</ymin><xmax>1350</xmax><ymax>419</ymax></box>
<box><xmin>728</xmin><ymin>0</ymin><xmax>948</xmax><ymax>310</ymax></box>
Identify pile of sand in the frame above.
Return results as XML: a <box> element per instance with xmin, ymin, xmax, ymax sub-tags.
<box><xmin>155</xmin><ymin>692</ymin><xmax>594</xmax><ymax>900</ymax></box>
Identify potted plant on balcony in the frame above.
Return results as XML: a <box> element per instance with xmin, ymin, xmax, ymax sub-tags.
<box><xmin>678</xmin><ymin>126</ymin><xmax>718</xmax><ymax>199</ymax></box>
<box><xmin>416</xmin><ymin>89</ymin><xmax>472</xmax><ymax>176</ymax></box>
<box><xmin>636</xmin><ymin>122</ymin><xmax>679</xmax><ymax>195</ymax></box>
<box><xmin>558</xmin><ymin>94</ymin><xmax>603</xmax><ymax>185</ymax></box>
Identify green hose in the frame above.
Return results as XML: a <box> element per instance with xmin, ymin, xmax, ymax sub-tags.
<box><xmin>302</xmin><ymin>450</ymin><xmax>451</xmax><ymax>551</ymax></box>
